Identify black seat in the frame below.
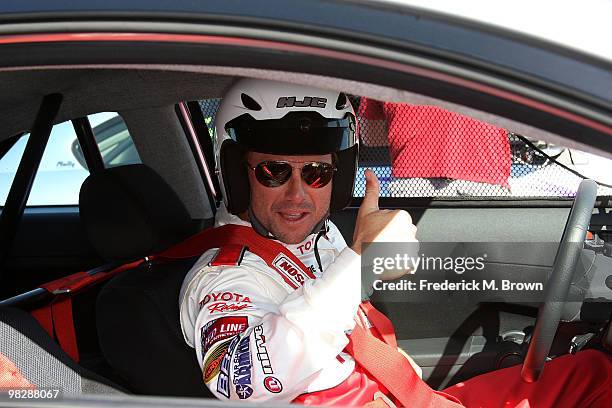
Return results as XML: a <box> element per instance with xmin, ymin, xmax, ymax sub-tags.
<box><xmin>96</xmin><ymin>258</ymin><xmax>210</xmax><ymax>396</ymax></box>
<box><xmin>80</xmin><ymin>164</ymin><xmax>214</xmax><ymax>397</ymax></box>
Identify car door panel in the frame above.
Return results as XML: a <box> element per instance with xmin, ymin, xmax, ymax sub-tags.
<box><xmin>331</xmin><ymin>205</ymin><xmax>576</xmax><ymax>387</ymax></box>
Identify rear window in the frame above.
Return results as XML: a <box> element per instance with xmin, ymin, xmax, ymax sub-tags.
<box><xmin>0</xmin><ymin>112</ymin><xmax>141</xmax><ymax>206</ymax></box>
<box><xmin>78</xmin><ymin>112</ymin><xmax>141</xmax><ymax>169</ymax></box>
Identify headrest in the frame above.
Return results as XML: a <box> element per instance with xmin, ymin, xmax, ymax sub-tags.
<box><xmin>79</xmin><ymin>164</ymin><xmax>199</xmax><ymax>261</ymax></box>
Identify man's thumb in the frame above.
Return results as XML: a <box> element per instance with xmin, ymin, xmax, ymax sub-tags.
<box><xmin>360</xmin><ymin>169</ymin><xmax>380</xmax><ymax>215</ymax></box>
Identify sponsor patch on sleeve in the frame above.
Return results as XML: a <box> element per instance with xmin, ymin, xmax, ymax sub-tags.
<box><xmin>201</xmin><ymin>316</ymin><xmax>248</xmax><ymax>354</ymax></box>
<box><xmin>254</xmin><ymin>325</ymin><xmax>274</xmax><ymax>374</ymax></box>
<box><xmin>217</xmin><ymin>335</ymin><xmax>239</xmax><ymax>398</ymax></box>
<box><xmin>232</xmin><ymin>337</ymin><xmax>253</xmax><ymax>399</ymax></box>
<box><xmin>264</xmin><ymin>376</ymin><xmax>283</xmax><ymax>393</ymax></box>
<box><xmin>203</xmin><ymin>339</ymin><xmax>232</xmax><ymax>383</ymax></box>
<box><xmin>199</xmin><ymin>292</ymin><xmax>253</xmax><ymax>314</ymax></box>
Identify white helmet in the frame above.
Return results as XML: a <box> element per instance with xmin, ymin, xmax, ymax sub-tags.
<box><xmin>214</xmin><ymin>78</ymin><xmax>358</xmax><ymax>215</ymax></box>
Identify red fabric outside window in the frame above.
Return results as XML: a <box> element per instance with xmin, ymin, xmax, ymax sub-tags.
<box><xmin>359</xmin><ymin>98</ymin><xmax>511</xmax><ymax>188</ymax></box>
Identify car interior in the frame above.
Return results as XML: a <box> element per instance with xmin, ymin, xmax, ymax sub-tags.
<box><xmin>0</xmin><ymin>66</ymin><xmax>611</xmax><ymax>400</ymax></box>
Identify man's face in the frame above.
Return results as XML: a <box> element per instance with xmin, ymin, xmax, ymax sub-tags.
<box><xmin>246</xmin><ymin>151</ymin><xmax>333</xmax><ymax>244</ymax></box>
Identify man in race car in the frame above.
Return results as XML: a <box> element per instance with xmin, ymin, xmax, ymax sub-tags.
<box><xmin>179</xmin><ymin>78</ymin><xmax>612</xmax><ymax>407</ymax></box>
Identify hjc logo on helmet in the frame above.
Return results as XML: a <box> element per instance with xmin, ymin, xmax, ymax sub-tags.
<box><xmin>277</xmin><ymin>96</ymin><xmax>327</xmax><ymax>108</ymax></box>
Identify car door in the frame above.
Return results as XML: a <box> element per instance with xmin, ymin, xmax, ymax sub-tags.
<box><xmin>330</xmin><ymin>97</ymin><xmax>612</xmax><ymax>388</ymax></box>
<box><xmin>0</xmin><ymin>0</ymin><xmax>610</xmax><ymax>395</ymax></box>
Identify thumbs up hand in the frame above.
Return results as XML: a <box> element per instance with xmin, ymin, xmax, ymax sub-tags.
<box><xmin>352</xmin><ymin>170</ymin><xmax>418</xmax><ymax>261</ymax></box>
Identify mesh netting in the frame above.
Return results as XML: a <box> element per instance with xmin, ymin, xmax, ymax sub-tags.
<box><xmin>199</xmin><ymin>97</ymin><xmax>612</xmax><ymax>199</ymax></box>
<box><xmin>198</xmin><ymin>98</ymin><xmax>222</xmax><ymax>138</ymax></box>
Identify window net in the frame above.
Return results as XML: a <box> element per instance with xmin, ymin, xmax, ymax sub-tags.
<box><xmin>199</xmin><ymin>97</ymin><xmax>612</xmax><ymax>199</ymax></box>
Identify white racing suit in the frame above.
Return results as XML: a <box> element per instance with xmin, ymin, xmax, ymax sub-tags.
<box><xmin>179</xmin><ymin>206</ymin><xmax>364</xmax><ymax>402</ymax></box>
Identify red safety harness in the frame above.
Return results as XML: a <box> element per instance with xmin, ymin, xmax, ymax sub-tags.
<box><xmin>30</xmin><ymin>260</ymin><xmax>143</xmax><ymax>362</ymax></box>
<box><xmin>29</xmin><ymin>224</ymin><xmax>463</xmax><ymax>406</ymax></box>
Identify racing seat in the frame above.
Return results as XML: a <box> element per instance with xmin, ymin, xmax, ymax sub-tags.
<box><xmin>79</xmin><ymin>164</ymin><xmax>214</xmax><ymax>397</ymax></box>
<box><xmin>0</xmin><ymin>307</ymin><xmax>123</xmax><ymax>395</ymax></box>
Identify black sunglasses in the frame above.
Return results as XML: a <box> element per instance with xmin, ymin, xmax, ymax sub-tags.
<box><xmin>246</xmin><ymin>160</ymin><xmax>336</xmax><ymax>188</ymax></box>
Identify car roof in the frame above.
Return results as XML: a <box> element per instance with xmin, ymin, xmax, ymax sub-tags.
<box><xmin>1</xmin><ymin>0</ymin><xmax>610</xmax><ymax>89</ymax></box>
<box><xmin>0</xmin><ymin>1</ymin><xmax>610</xmax><ymax>155</ymax></box>
<box><xmin>387</xmin><ymin>0</ymin><xmax>612</xmax><ymax>62</ymax></box>
<box><xmin>0</xmin><ymin>69</ymin><xmax>234</xmax><ymax>138</ymax></box>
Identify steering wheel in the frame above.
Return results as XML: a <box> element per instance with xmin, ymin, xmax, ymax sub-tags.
<box><xmin>521</xmin><ymin>179</ymin><xmax>598</xmax><ymax>382</ymax></box>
